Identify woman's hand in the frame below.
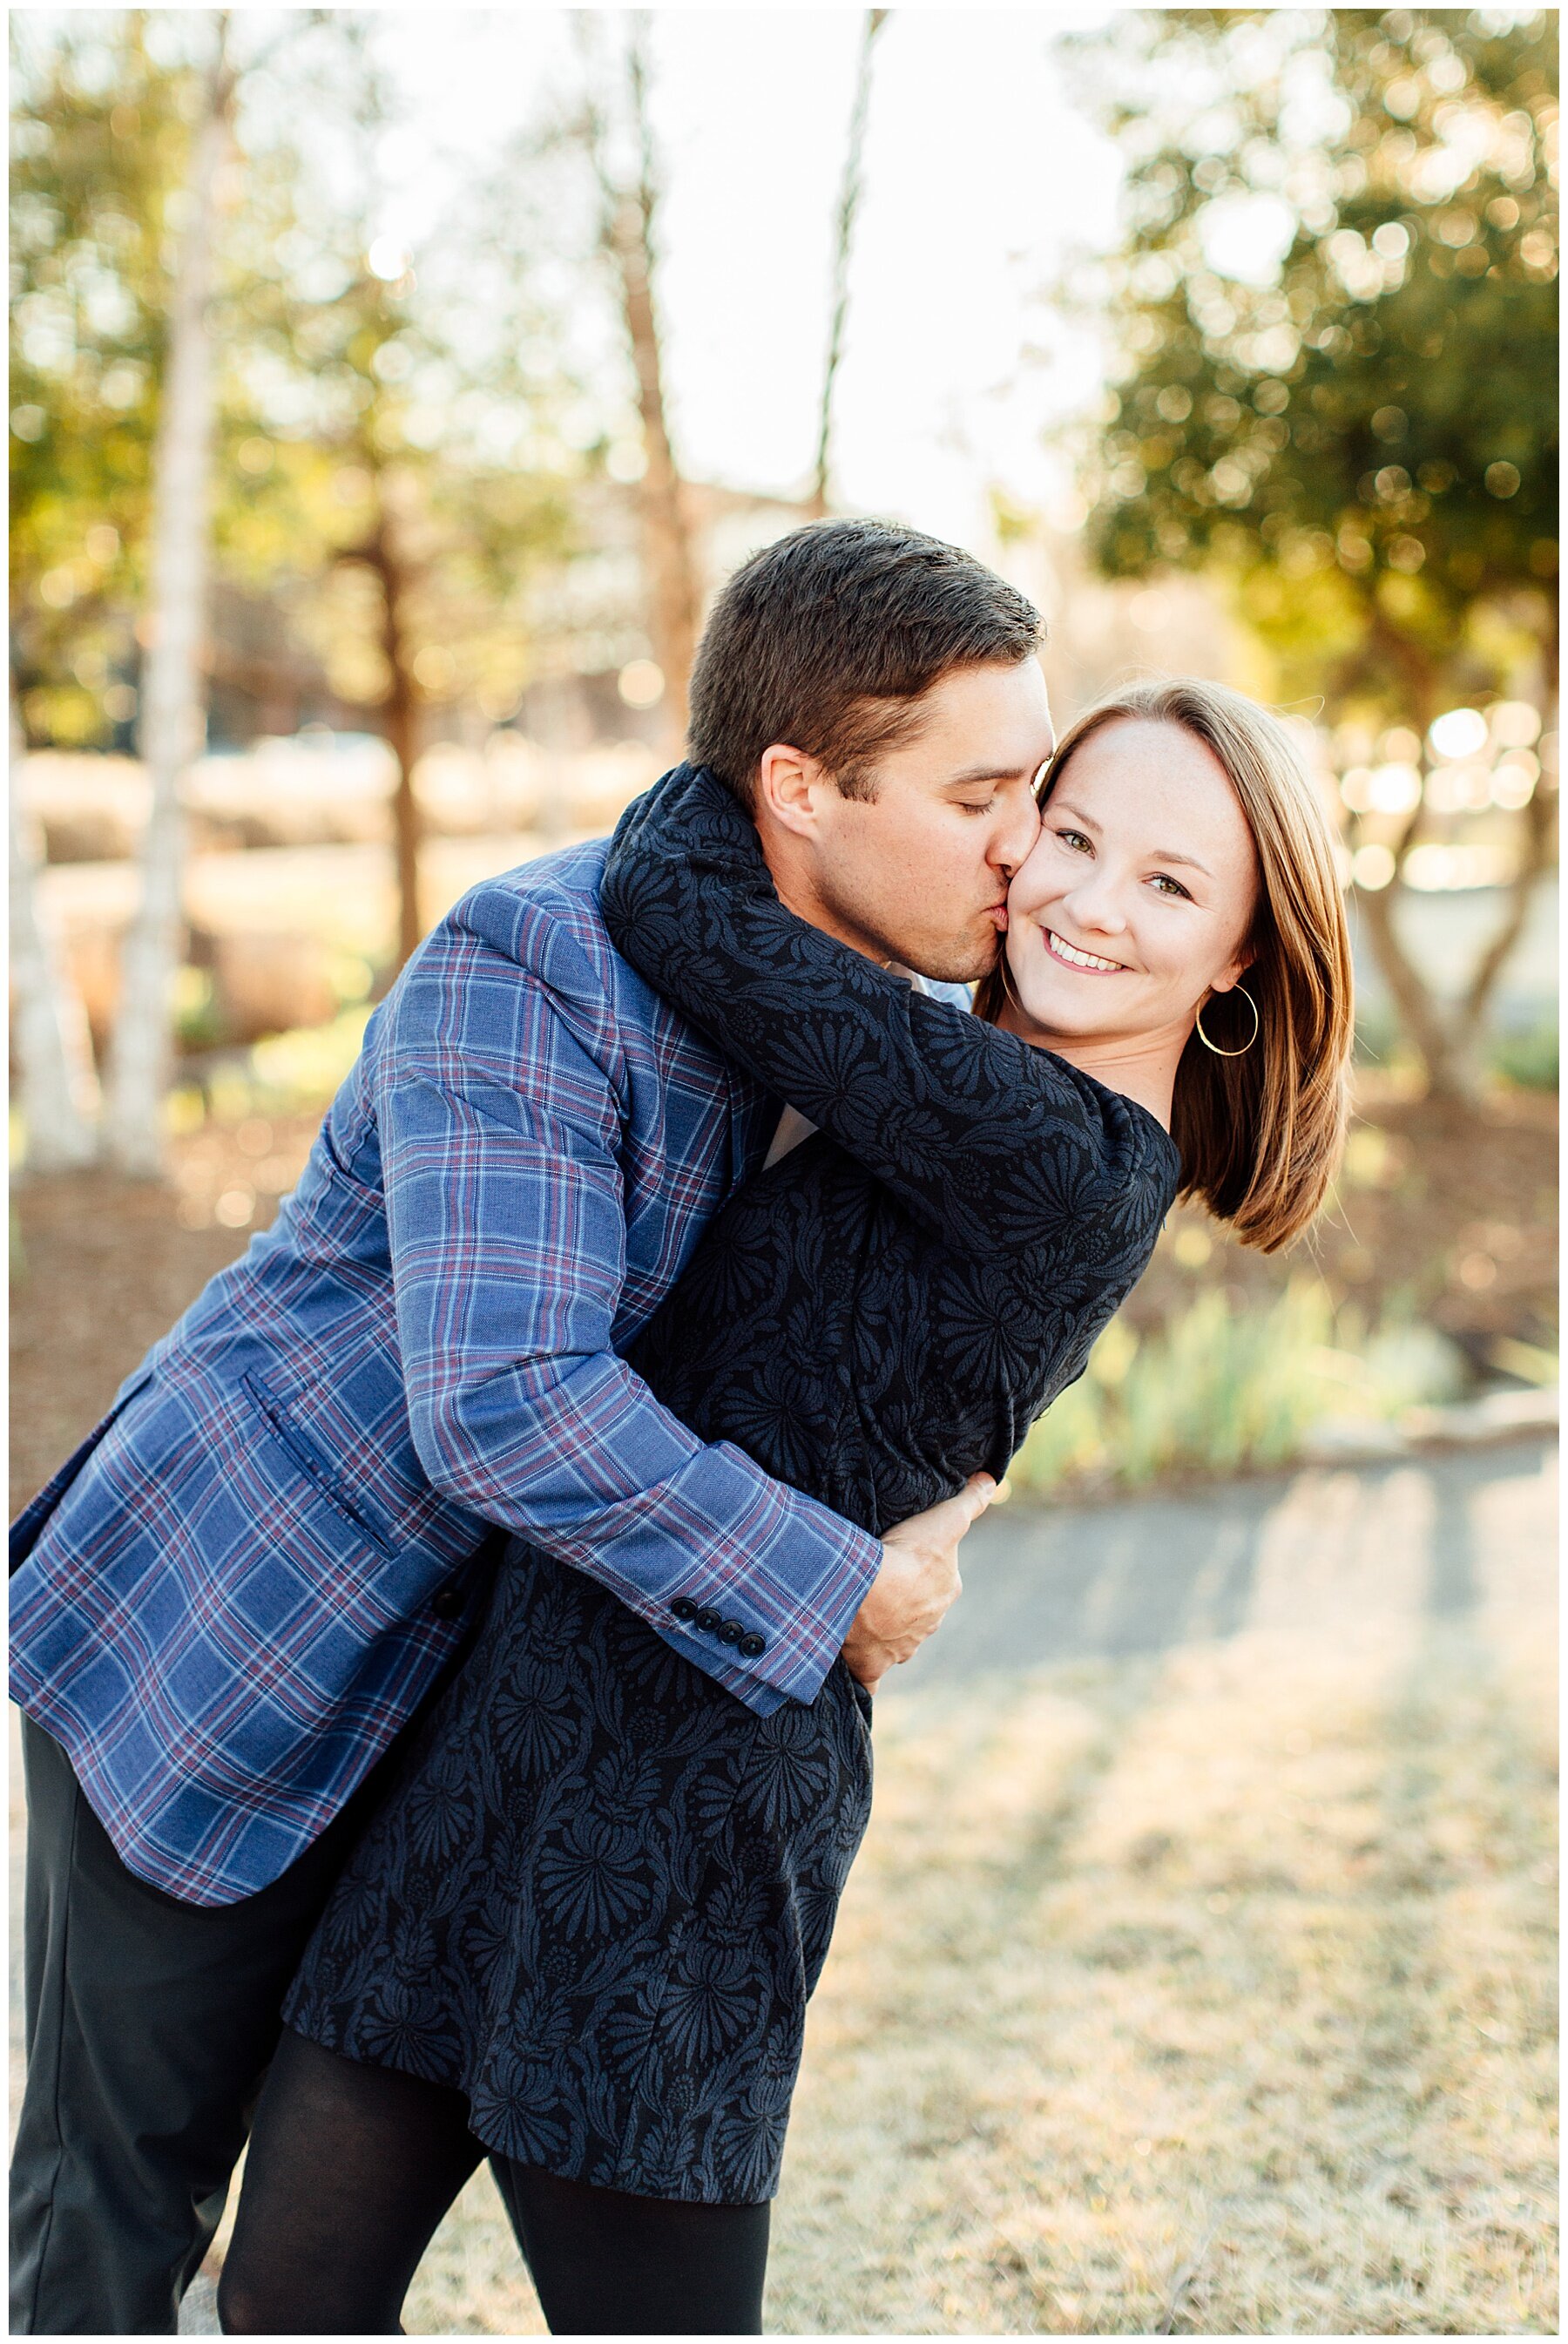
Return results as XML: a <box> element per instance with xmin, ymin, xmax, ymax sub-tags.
<box><xmin>841</xmin><ymin>1473</ymin><xmax>996</xmax><ymax>1693</ymax></box>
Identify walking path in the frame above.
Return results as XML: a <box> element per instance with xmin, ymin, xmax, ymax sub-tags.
<box><xmin>901</xmin><ymin>1433</ymin><xmax>1556</xmax><ymax>1690</ymax></box>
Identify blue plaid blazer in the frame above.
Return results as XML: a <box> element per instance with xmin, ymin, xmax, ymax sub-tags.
<box><xmin>9</xmin><ymin>836</ymin><xmax>882</xmax><ymax>1907</ymax></box>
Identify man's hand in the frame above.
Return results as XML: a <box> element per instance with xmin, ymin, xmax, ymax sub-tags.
<box><xmin>841</xmin><ymin>1473</ymin><xmax>996</xmax><ymax>1694</ymax></box>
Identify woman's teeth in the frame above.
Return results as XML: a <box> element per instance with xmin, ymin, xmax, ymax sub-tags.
<box><xmin>1046</xmin><ymin>930</ymin><xmax>1123</xmax><ymax>973</ymax></box>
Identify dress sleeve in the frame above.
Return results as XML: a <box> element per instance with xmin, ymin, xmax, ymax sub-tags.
<box><xmin>599</xmin><ymin>764</ymin><xmax>1179</xmax><ymax>1260</ymax></box>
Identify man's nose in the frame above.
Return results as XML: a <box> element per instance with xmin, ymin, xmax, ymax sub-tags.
<box><xmin>991</xmin><ymin>791</ymin><xmax>1042</xmax><ymax>880</ymax></box>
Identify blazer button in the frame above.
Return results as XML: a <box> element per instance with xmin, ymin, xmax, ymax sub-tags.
<box><xmin>716</xmin><ymin>1618</ymin><xmax>743</xmax><ymax>1646</ymax></box>
<box><xmin>694</xmin><ymin>1606</ymin><xmax>722</xmax><ymax>1636</ymax></box>
<box><xmin>738</xmin><ymin>1630</ymin><xmax>766</xmax><ymax>1659</ymax></box>
<box><xmin>430</xmin><ymin>1582</ymin><xmax>465</xmax><ymax>1621</ymax></box>
<box><xmin>670</xmin><ymin>1596</ymin><xmax>698</xmax><ymax>1623</ymax></box>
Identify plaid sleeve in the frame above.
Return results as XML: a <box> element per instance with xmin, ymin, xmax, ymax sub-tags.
<box><xmin>378</xmin><ymin>918</ymin><xmax>882</xmax><ymax>1711</ymax></box>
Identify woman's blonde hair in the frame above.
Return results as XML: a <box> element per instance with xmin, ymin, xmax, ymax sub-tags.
<box><xmin>974</xmin><ymin>676</ymin><xmax>1353</xmax><ymax>1254</ymax></box>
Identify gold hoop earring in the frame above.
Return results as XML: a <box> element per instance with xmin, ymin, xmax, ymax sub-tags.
<box><xmin>1195</xmin><ymin>982</ymin><xmax>1259</xmax><ymax>1057</ymax></box>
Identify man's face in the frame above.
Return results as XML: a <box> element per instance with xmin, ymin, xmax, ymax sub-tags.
<box><xmin>762</xmin><ymin>661</ymin><xmax>1053</xmax><ymax>983</ymax></box>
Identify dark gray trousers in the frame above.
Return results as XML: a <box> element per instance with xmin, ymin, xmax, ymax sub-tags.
<box><xmin>10</xmin><ymin>1713</ymin><xmax>423</xmax><ymax>2334</ymax></box>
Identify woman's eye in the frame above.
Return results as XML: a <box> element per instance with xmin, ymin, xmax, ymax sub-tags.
<box><xmin>1055</xmin><ymin>828</ymin><xmax>1092</xmax><ymax>853</ymax></box>
<box><xmin>1149</xmin><ymin>873</ymin><xmax>1192</xmax><ymax>900</ymax></box>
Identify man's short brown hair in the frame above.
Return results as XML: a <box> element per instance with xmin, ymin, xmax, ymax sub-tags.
<box><xmin>686</xmin><ymin>518</ymin><xmax>1043</xmax><ymax>806</ymax></box>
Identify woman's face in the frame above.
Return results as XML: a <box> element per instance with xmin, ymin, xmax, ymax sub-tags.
<box><xmin>1003</xmin><ymin>717</ymin><xmax>1260</xmax><ymax>1046</ymax></box>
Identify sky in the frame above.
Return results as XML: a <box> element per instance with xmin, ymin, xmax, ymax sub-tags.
<box><xmin>368</xmin><ymin>7</ymin><xmax>1125</xmax><ymax>551</ymax></box>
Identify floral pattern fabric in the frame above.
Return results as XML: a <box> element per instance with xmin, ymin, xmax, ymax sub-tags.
<box><xmin>285</xmin><ymin>1545</ymin><xmax>870</xmax><ymax>2204</ymax></box>
<box><xmin>285</xmin><ymin>763</ymin><xmax>1181</xmax><ymax>2203</ymax></box>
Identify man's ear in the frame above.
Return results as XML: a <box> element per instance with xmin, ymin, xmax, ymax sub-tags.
<box><xmin>756</xmin><ymin>742</ymin><xmax>831</xmax><ymax>840</ymax></box>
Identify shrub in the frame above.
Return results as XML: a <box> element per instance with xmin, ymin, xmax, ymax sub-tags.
<box><xmin>1493</xmin><ymin>1017</ymin><xmax>1558</xmax><ymax>1093</ymax></box>
<box><xmin>1010</xmin><ymin>1279</ymin><xmax>1463</xmax><ymax>1496</ymax></box>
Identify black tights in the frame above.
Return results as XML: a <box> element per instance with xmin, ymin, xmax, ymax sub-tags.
<box><xmin>218</xmin><ymin>2028</ymin><xmax>770</xmax><ymax>2335</ymax></box>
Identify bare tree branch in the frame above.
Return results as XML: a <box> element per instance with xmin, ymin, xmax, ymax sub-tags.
<box><xmin>810</xmin><ymin>9</ymin><xmax>889</xmax><ymax>518</ymax></box>
<box><xmin>1354</xmin><ymin>877</ymin><xmax>1475</xmax><ymax>1101</ymax></box>
<box><xmin>359</xmin><ymin>498</ymin><xmax>423</xmax><ymax>970</ymax></box>
<box><xmin>1461</xmin><ymin>777</ymin><xmax>1558</xmax><ymax>1031</ymax></box>
<box><xmin>577</xmin><ymin>11</ymin><xmax>701</xmax><ymax>741</ymax></box>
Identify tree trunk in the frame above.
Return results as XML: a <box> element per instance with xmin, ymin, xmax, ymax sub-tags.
<box><xmin>9</xmin><ymin>683</ymin><xmax>99</xmax><ymax>1170</ymax></box>
<box><xmin>1354</xmin><ymin>875</ymin><xmax>1477</xmax><ymax>1103</ymax></box>
<box><xmin>1462</xmin><ymin>777</ymin><xmax>1557</xmax><ymax>1026</ymax></box>
<box><xmin>102</xmin><ymin>24</ymin><xmax>231</xmax><ymax>1175</ymax></box>
<box><xmin>1444</xmin><ymin>760</ymin><xmax>1558</xmax><ymax>1091</ymax></box>
<box><xmin>598</xmin><ymin>24</ymin><xmax>702</xmax><ymax>744</ymax></box>
<box><xmin>362</xmin><ymin>508</ymin><xmax>423</xmax><ymax>970</ymax></box>
<box><xmin>809</xmin><ymin>9</ymin><xmax>888</xmax><ymax>518</ymax></box>
<box><xmin>1348</xmin><ymin>618</ymin><xmax>1558</xmax><ymax>1104</ymax></box>
<box><xmin>1343</xmin><ymin>617</ymin><xmax>1487</xmax><ymax>1103</ymax></box>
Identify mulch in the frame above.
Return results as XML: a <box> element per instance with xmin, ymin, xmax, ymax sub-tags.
<box><xmin>1125</xmin><ymin>1083</ymin><xmax>1558</xmax><ymax>1361</ymax></box>
<box><xmin>10</xmin><ymin>1113</ymin><xmax>321</xmax><ymax>1515</ymax></box>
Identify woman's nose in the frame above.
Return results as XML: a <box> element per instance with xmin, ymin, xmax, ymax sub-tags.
<box><xmin>1064</xmin><ymin>876</ymin><xmax>1127</xmax><ymax>934</ymax></box>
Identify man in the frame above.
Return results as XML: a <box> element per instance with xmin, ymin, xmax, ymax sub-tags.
<box><xmin>10</xmin><ymin>517</ymin><xmax>1053</xmax><ymax>2333</ymax></box>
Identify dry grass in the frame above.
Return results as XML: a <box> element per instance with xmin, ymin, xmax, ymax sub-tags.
<box><xmin>765</xmin><ymin>1645</ymin><xmax>1555</xmax><ymax>2334</ymax></box>
<box><xmin>392</xmin><ymin>1467</ymin><xmax>1558</xmax><ymax>2336</ymax></box>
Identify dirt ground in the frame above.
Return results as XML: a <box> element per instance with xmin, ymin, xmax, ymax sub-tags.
<box><xmin>9</xmin><ymin>1084</ymin><xmax>1557</xmax><ymax>1517</ymax></box>
<box><xmin>10</xmin><ymin>1109</ymin><xmax>323</xmax><ymax>1514</ymax></box>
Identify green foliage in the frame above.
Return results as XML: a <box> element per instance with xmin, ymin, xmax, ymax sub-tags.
<box><xmin>1492</xmin><ymin>1012</ymin><xmax>1558</xmax><ymax>1088</ymax></box>
<box><xmin>171</xmin><ymin>965</ymin><xmax>222</xmax><ymax>1053</ymax></box>
<box><xmin>213</xmin><ymin>17</ymin><xmax>584</xmax><ymax>725</ymax></box>
<box><xmin>247</xmin><ymin>1005</ymin><xmax>376</xmax><ymax>1113</ymax></box>
<box><xmin>1009</xmin><ymin>1277</ymin><xmax>1463</xmax><ymax>1494</ymax></box>
<box><xmin>10</xmin><ymin>17</ymin><xmax>193</xmax><ymax>740</ymax></box>
<box><xmin>163</xmin><ymin>1002</ymin><xmax>377</xmax><ymax>1135</ymax></box>
<box><xmin>1063</xmin><ymin>7</ymin><xmax>1558</xmax><ymax>716</ymax></box>
<box><xmin>10</xmin><ymin>15</ymin><xmax>585</xmax><ymax>749</ymax></box>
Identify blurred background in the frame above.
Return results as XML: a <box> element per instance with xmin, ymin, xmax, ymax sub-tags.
<box><xmin>9</xmin><ymin>8</ymin><xmax>1558</xmax><ymax>2335</ymax></box>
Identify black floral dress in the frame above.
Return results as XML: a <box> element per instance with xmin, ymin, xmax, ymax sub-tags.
<box><xmin>283</xmin><ymin>765</ymin><xmax>1181</xmax><ymax>2204</ymax></box>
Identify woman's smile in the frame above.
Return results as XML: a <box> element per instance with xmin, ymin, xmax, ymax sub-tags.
<box><xmin>1041</xmin><ymin>928</ymin><xmax>1127</xmax><ymax>974</ymax></box>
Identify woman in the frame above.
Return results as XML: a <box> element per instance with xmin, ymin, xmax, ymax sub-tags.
<box><xmin>219</xmin><ymin>678</ymin><xmax>1352</xmax><ymax>2334</ymax></box>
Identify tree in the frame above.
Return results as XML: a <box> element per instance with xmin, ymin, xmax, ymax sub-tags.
<box><xmin>10</xmin><ymin>16</ymin><xmax>194</xmax><ymax>748</ymax></box>
<box><xmin>9</xmin><ymin>677</ymin><xmax>98</xmax><ymax>1170</ymax></box>
<box><xmin>10</xmin><ymin>13</ymin><xmax>321</xmax><ymax>755</ymax></box>
<box><xmin>9</xmin><ymin>17</ymin><xmax>183</xmax><ymax>1171</ymax></box>
<box><xmin>810</xmin><ymin>9</ymin><xmax>889</xmax><ymax>518</ymax></box>
<box><xmin>11</xmin><ymin>11</ymin><xmax>579</xmax><ymax>1170</ymax></box>
<box><xmin>102</xmin><ymin>14</ymin><xmax>234</xmax><ymax>1175</ymax></box>
<box><xmin>575</xmin><ymin>12</ymin><xmax>701</xmax><ymax>742</ymax></box>
<box><xmin>1060</xmin><ymin>7</ymin><xmax>1558</xmax><ymax>1098</ymax></box>
<box><xmin>229</xmin><ymin>15</ymin><xmax>577</xmax><ymax>969</ymax></box>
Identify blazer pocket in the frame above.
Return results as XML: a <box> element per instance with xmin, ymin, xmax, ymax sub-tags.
<box><xmin>240</xmin><ymin>1372</ymin><xmax>399</xmax><ymax>1560</ymax></box>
